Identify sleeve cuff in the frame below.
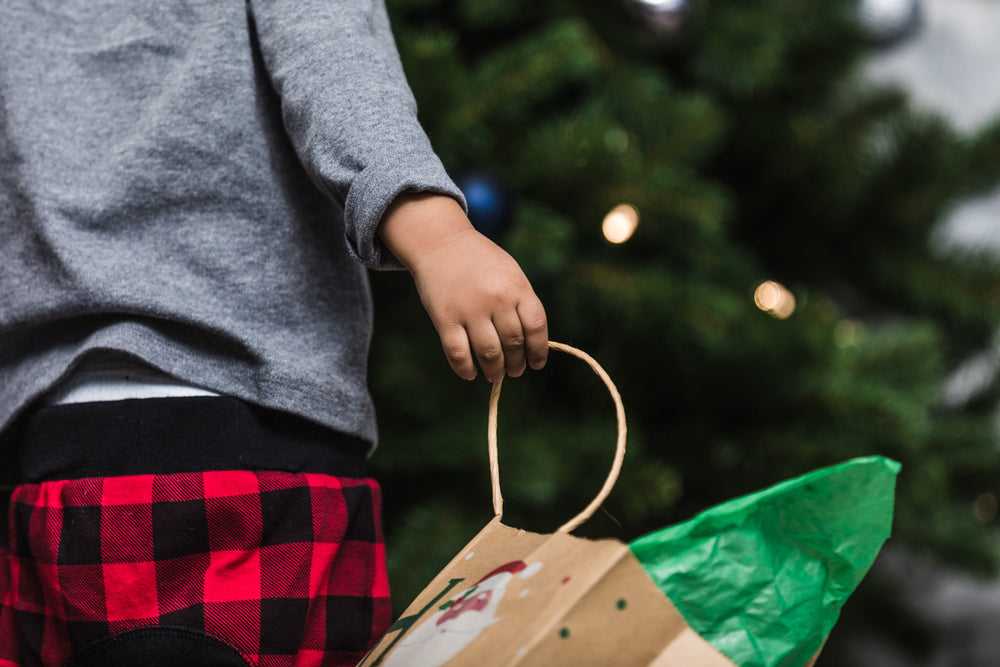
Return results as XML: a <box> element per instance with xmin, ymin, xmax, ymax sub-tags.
<box><xmin>343</xmin><ymin>155</ymin><xmax>468</xmax><ymax>270</ymax></box>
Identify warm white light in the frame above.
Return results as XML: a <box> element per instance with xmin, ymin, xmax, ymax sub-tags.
<box><xmin>754</xmin><ymin>281</ymin><xmax>796</xmax><ymax>319</ymax></box>
<box><xmin>602</xmin><ymin>204</ymin><xmax>640</xmax><ymax>244</ymax></box>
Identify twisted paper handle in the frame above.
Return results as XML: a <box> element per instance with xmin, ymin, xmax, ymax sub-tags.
<box><xmin>488</xmin><ymin>341</ymin><xmax>627</xmax><ymax>533</ymax></box>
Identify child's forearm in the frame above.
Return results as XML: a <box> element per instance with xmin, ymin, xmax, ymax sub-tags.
<box><xmin>377</xmin><ymin>192</ymin><xmax>548</xmax><ymax>382</ymax></box>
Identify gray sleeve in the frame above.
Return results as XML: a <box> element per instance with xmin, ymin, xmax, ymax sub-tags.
<box><xmin>246</xmin><ymin>0</ymin><xmax>466</xmax><ymax>269</ymax></box>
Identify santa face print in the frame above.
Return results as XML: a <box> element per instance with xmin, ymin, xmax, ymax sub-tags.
<box><xmin>436</xmin><ymin>585</ymin><xmax>493</xmax><ymax>626</ymax></box>
<box><xmin>382</xmin><ymin>560</ymin><xmax>543</xmax><ymax>667</ymax></box>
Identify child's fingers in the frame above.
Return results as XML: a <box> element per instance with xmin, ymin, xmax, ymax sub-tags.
<box><xmin>440</xmin><ymin>326</ymin><xmax>477</xmax><ymax>380</ymax></box>
<box><xmin>493</xmin><ymin>310</ymin><xmax>527</xmax><ymax>378</ymax></box>
<box><xmin>467</xmin><ymin>323</ymin><xmax>505</xmax><ymax>384</ymax></box>
<box><xmin>519</xmin><ymin>298</ymin><xmax>548</xmax><ymax>370</ymax></box>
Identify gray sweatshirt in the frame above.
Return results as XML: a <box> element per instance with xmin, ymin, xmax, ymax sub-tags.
<box><xmin>0</xmin><ymin>0</ymin><xmax>464</xmax><ymax>447</ymax></box>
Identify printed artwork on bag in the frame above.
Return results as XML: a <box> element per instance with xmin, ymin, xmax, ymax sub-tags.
<box><xmin>379</xmin><ymin>559</ymin><xmax>543</xmax><ymax>667</ymax></box>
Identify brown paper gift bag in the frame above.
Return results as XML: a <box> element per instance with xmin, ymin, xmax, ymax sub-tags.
<box><xmin>360</xmin><ymin>342</ymin><xmax>776</xmax><ymax>667</ymax></box>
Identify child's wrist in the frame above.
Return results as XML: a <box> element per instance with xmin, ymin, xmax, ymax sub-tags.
<box><xmin>377</xmin><ymin>192</ymin><xmax>473</xmax><ymax>270</ymax></box>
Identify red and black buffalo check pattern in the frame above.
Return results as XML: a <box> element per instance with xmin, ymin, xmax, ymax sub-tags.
<box><xmin>0</xmin><ymin>471</ymin><xmax>391</xmax><ymax>666</ymax></box>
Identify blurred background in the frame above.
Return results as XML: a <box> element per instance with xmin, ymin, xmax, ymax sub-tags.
<box><xmin>366</xmin><ymin>0</ymin><xmax>1000</xmax><ymax>664</ymax></box>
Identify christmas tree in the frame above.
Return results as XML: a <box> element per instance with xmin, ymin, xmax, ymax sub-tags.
<box><xmin>368</xmin><ymin>0</ymin><xmax>1000</xmax><ymax>661</ymax></box>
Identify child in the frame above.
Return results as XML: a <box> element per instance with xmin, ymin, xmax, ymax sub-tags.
<box><xmin>0</xmin><ymin>0</ymin><xmax>546</xmax><ymax>664</ymax></box>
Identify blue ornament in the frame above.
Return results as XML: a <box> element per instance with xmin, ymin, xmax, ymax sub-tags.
<box><xmin>454</xmin><ymin>170</ymin><xmax>514</xmax><ymax>242</ymax></box>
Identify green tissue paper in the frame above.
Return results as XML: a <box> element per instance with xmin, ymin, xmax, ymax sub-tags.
<box><xmin>629</xmin><ymin>456</ymin><xmax>900</xmax><ymax>667</ymax></box>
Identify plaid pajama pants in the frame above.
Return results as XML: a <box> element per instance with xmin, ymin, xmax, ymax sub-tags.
<box><xmin>0</xmin><ymin>398</ymin><xmax>391</xmax><ymax>667</ymax></box>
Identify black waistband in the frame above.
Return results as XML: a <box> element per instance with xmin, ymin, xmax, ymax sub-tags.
<box><xmin>10</xmin><ymin>396</ymin><xmax>369</xmax><ymax>483</ymax></box>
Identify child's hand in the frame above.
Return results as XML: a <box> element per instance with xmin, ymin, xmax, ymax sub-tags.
<box><xmin>377</xmin><ymin>193</ymin><xmax>548</xmax><ymax>382</ymax></box>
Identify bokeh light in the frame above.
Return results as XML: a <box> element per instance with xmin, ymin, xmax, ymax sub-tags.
<box><xmin>602</xmin><ymin>204</ymin><xmax>640</xmax><ymax>244</ymax></box>
<box><xmin>635</xmin><ymin>0</ymin><xmax>687</xmax><ymax>10</ymax></box>
<box><xmin>973</xmin><ymin>492</ymin><xmax>998</xmax><ymax>524</ymax></box>
<box><xmin>858</xmin><ymin>0</ymin><xmax>917</xmax><ymax>29</ymax></box>
<box><xmin>754</xmin><ymin>281</ymin><xmax>796</xmax><ymax>319</ymax></box>
<box><xmin>834</xmin><ymin>319</ymin><xmax>862</xmax><ymax>347</ymax></box>
<box><xmin>604</xmin><ymin>127</ymin><xmax>630</xmax><ymax>155</ymax></box>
